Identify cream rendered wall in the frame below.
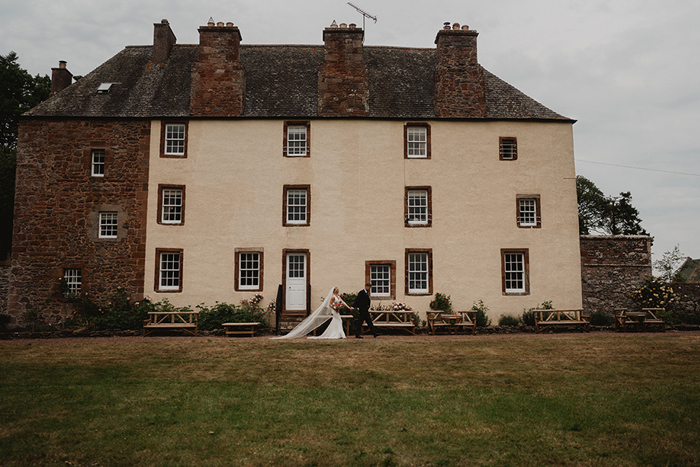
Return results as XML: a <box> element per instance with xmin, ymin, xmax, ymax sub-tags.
<box><xmin>145</xmin><ymin>119</ymin><xmax>582</xmax><ymax>320</ymax></box>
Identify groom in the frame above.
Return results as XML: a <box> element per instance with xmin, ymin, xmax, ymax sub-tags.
<box><xmin>353</xmin><ymin>283</ymin><xmax>379</xmax><ymax>338</ymax></box>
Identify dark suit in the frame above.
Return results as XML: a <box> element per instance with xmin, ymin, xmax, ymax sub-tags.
<box><xmin>353</xmin><ymin>288</ymin><xmax>378</xmax><ymax>337</ymax></box>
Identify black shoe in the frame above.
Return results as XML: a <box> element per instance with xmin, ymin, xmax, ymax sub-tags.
<box><xmin>355</xmin><ymin>335</ymin><xmax>363</xmax><ymax>339</ymax></box>
<box><xmin>373</xmin><ymin>333</ymin><xmax>381</xmax><ymax>338</ymax></box>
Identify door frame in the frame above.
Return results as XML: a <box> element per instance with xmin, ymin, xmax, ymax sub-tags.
<box><xmin>282</xmin><ymin>249</ymin><xmax>310</xmax><ymax>315</ymax></box>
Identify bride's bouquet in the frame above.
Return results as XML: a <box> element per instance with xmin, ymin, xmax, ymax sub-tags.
<box><xmin>331</xmin><ymin>301</ymin><xmax>342</xmax><ymax>311</ymax></box>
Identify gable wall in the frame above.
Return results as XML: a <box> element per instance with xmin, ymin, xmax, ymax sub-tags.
<box><xmin>7</xmin><ymin>119</ymin><xmax>150</xmax><ymax>323</ymax></box>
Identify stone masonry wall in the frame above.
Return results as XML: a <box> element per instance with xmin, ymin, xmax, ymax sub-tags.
<box><xmin>8</xmin><ymin>118</ymin><xmax>151</xmax><ymax>325</ymax></box>
<box><xmin>670</xmin><ymin>283</ymin><xmax>700</xmax><ymax>323</ymax></box>
<box><xmin>580</xmin><ymin>235</ymin><xmax>652</xmax><ymax>315</ymax></box>
<box><xmin>0</xmin><ymin>264</ymin><xmax>9</xmax><ymax>314</ymax></box>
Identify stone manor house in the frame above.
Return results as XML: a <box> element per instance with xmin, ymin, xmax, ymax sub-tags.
<box><xmin>8</xmin><ymin>19</ymin><xmax>582</xmax><ymax>325</ymax></box>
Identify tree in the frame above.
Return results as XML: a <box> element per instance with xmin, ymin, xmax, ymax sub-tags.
<box><xmin>653</xmin><ymin>245</ymin><xmax>687</xmax><ymax>282</ymax></box>
<box><xmin>576</xmin><ymin>175</ymin><xmax>649</xmax><ymax>237</ymax></box>
<box><xmin>0</xmin><ymin>52</ymin><xmax>51</xmax><ymax>261</ymax></box>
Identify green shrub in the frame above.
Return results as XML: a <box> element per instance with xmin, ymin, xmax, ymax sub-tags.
<box><xmin>0</xmin><ymin>313</ymin><xmax>11</xmax><ymax>331</ymax></box>
<box><xmin>430</xmin><ymin>293</ymin><xmax>452</xmax><ymax>312</ymax></box>
<box><xmin>66</xmin><ymin>288</ymin><xmax>153</xmax><ymax>330</ymax></box>
<box><xmin>631</xmin><ymin>275</ymin><xmax>675</xmax><ymax>310</ymax></box>
<box><xmin>588</xmin><ymin>310</ymin><xmax>612</xmax><ymax>326</ymax></box>
<box><xmin>197</xmin><ymin>295</ymin><xmax>270</xmax><ymax>331</ymax></box>
<box><xmin>498</xmin><ymin>314</ymin><xmax>520</xmax><ymax>326</ymax></box>
<box><xmin>521</xmin><ymin>301</ymin><xmax>554</xmax><ymax>326</ymax></box>
<box><xmin>471</xmin><ymin>300</ymin><xmax>491</xmax><ymax>327</ymax></box>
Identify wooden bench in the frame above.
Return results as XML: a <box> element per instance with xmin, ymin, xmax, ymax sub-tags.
<box><xmin>535</xmin><ymin>309</ymin><xmax>589</xmax><ymax>333</ymax></box>
<box><xmin>427</xmin><ymin>311</ymin><xmax>477</xmax><ymax>335</ymax></box>
<box><xmin>362</xmin><ymin>310</ymin><xmax>415</xmax><ymax>335</ymax></box>
<box><xmin>143</xmin><ymin>311</ymin><xmax>199</xmax><ymax>337</ymax></box>
<box><xmin>614</xmin><ymin>308</ymin><xmax>665</xmax><ymax>332</ymax></box>
<box><xmin>222</xmin><ymin>322</ymin><xmax>260</xmax><ymax>337</ymax></box>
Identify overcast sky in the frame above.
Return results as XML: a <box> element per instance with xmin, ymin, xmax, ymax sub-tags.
<box><xmin>2</xmin><ymin>0</ymin><xmax>699</xmax><ymax>264</ymax></box>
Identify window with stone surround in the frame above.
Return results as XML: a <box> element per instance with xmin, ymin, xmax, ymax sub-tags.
<box><xmin>91</xmin><ymin>150</ymin><xmax>105</xmax><ymax>177</ymax></box>
<box><xmin>63</xmin><ymin>268</ymin><xmax>82</xmax><ymax>297</ymax></box>
<box><xmin>406</xmin><ymin>249</ymin><xmax>432</xmax><ymax>295</ymax></box>
<box><xmin>161</xmin><ymin>122</ymin><xmax>188</xmax><ymax>157</ymax></box>
<box><xmin>517</xmin><ymin>195</ymin><xmax>541</xmax><ymax>228</ymax></box>
<box><xmin>284</xmin><ymin>122</ymin><xmax>310</xmax><ymax>157</ymax></box>
<box><xmin>405</xmin><ymin>123</ymin><xmax>431</xmax><ymax>159</ymax></box>
<box><xmin>156</xmin><ymin>249</ymin><xmax>183</xmax><ymax>292</ymax></box>
<box><xmin>366</xmin><ymin>261</ymin><xmax>396</xmax><ymax>299</ymax></box>
<box><xmin>500</xmin><ymin>137</ymin><xmax>517</xmax><ymax>161</ymax></box>
<box><xmin>502</xmin><ymin>249</ymin><xmax>529</xmax><ymax>295</ymax></box>
<box><xmin>235</xmin><ymin>250</ymin><xmax>263</xmax><ymax>291</ymax></box>
<box><xmin>405</xmin><ymin>187</ymin><xmax>431</xmax><ymax>227</ymax></box>
<box><xmin>284</xmin><ymin>185</ymin><xmax>310</xmax><ymax>226</ymax></box>
<box><xmin>98</xmin><ymin>212</ymin><xmax>118</xmax><ymax>238</ymax></box>
<box><xmin>158</xmin><ymin>185</ymin><xmax>185</xmax><ymax>225</ymax></box>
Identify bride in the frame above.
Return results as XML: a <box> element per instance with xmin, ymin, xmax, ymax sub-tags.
<box><xmin>271</xmin><ymin>287</ymin><xmax>352</xmax><ymax>339</ymax></box>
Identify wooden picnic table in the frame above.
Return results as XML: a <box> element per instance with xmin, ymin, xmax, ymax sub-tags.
<box><xmin>426</xmin><ymin>311</ymin><xmax>477</xmax><ymax>335</ymax></box>
<box><xmin>614</xmin><ymin>308</ymin><xmax>665</xmax><ymax>332</ymax></box>
<box><xmin>143</xmin><ymin>310</ymin><xmax>199</xmax><ymax>337</ymax></box>
<box><xmin>362</xmin><ymin>310</ymin><xmax>415</xmax><ymax>335</ymax></box>
<box><xmin>534</xmin><ymin>309</ymin><xmax>589</xmax><ymax>333</ymax></box>
<box><xmin>222</xmin><ymin>322</ymin><xmax>260</xmax><ymax>337</ymax></box>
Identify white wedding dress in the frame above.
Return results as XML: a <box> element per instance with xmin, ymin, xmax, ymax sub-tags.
<box><xmin>271</xmin><ymin>287</ymin><xmax>346</xmax><ymax>339</ymax></box>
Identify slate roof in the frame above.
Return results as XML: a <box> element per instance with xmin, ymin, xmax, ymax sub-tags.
<box><xmin>25</xmin><ymin>44</ymin><xmax>572</xmax><ymax>121</ymax></box>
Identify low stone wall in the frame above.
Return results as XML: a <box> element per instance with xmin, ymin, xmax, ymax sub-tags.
<box><xmin>580</xmin><ymin>235</ymin><xmax>652</xmax><ymax>315</ymax></box>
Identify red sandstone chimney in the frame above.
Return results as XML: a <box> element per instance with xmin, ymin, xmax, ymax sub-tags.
<box><xmin>50</xmin><ymin>61</ymin><xmax>73</xmax><ymax>97</ymax></box>
<box><xmin>433</xmin><ymin>23</ymin><xmax>486</xmax><ymax>118</ymax></box>
<box><xmin>190</xmin><ymin>19</ymin><xmax>245</xmax><ymax>117</ymax></box>
<box><xmin>152</xmin><ymin>19</ymin><xmax>177</xmax><ymax>63</ymax></box>
<box><xmin>318</xmin><ymin>22</ymin><xmax>369</xmax><ymax>117</ymax></box>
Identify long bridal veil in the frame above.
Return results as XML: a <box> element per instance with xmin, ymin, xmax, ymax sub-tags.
<box><xmin>270</xmin><ymin>287</ymin><xmax>335</xmax><ymax>339</ymax></box>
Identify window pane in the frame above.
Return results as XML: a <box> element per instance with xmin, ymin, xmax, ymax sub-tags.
<box><xmin>370</xmin><ymin>265</ymin><xmax>390</xmax><ymax>296</ymax></box>
<box><xmin>287</xmin><ymin>125</ymin><xmax>307</xmax><ymax>156</ymax></box>
<box><xmin>239</xmin><ymin>252</ymin><xmax>260</xmax><ymax>289</ymax></box>
<box><xmin>165</xmin><ymin>124</ymin><xmax>186</xmax><ymax>155</ymax></box>
<box><xmin>160</xmin><ymin>252</ymin><xmax>181</xmax><ymax>289</ymax></box>
<box><xmin>99</xmin><ymin>212</ymin><xmax>118</xmax><ymax>238</ymax></box>
<box><xmin>63</xmin><ymin>268</ymin><xmax>82</xmax><ymax>296</ymax></box>
<box><xmin>500</xmin><ymin>138</ymin><xmax>516</xmax><ymax>160</ymax></box>
<box><xmin>407</xmin><ymin>127</ymin><xmax>427</xmax><ymax>157</ymax></box>
<box><xmin>287</xmin><ymin>190</ymin><xmax>307</xmax><ymax>223</ymax></box>
<box><xmin>162</xmin><ymin>188</ymin><xmax>183</xmax><ymax>224</ymax></box>
<box><xmin>519</xmin><ymin>199</ymin><xmax>536</xmax><ymax>226</ymax></box>
<box><xmin>504</xmin><ymin>253</ymin><xmax>525</xmax><ymax>292</ymax></box>
<box><xmin>91</xmin><ymin>151</ymin><xmax>105</xmax><ymax>177</ymax></box>
<box><xmin>408</xmin><ymin>253</ymin><xmax>428</xmax><ymax>293</ymax></box>
<box><xmin>407</xmin><ymin>190</ymin><xmax>428</xmax><ymax>224</ymax></box>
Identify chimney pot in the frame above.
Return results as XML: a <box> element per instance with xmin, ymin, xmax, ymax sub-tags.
<box><xmin>453</xmin><ymin>23</ymin><xmax>460</xmax><ymax>30</ymax></box>
<box><xmin>443</xmin><ymin>22</ymin><xmax>450</xmax><ymax>30</ymax></box>
<box><xmin>462</xmin><ymin>25</ymin><xmax>469</xmax><ymax>30</ymax></box>
<box><xmin>340</xmin><ymin>23</ymin><xmax>347</xmax><ymax>28</ymax></box>
<box><xmin>226</xmin><ymin>22</ymin><xmax>233</xmax><ymax>27</ymax></box>
<box><xmin>208</xmin><ymin>17</ymin><xmax>215</xmax><ymax>26</ymax></box>
<box><xmin>59</xmin><ymin>60</ymin><xmax>67</xmax><ymax>69</ymax></box>
<box><xmin>217</xmin><ymin>22</ymin><xmax>224</xmax><ymax>27</ymax></box>
<box><xmin>161</xmin><ymin>19</ymin><xmax>168</xmax><ymax>24</ymax></box>
<box><xmin>349</xmin><ymin>23</ymin><xmax>357</xmax><ymax>29</ymax></box>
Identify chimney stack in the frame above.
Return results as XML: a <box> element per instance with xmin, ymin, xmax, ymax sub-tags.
<box><xmin>433</xmin><ymin>23</ymin><xmax>486</xmax><ymax>118</ymax></box>
<box><xmin>152</xmin><ymin>19</ymin><xmax>177</xmax><ymax>63</ymax></box>
<box><xmin>318</xmin><ymin>22</ymin><xmax>369</xmax><ymax>117</ymax></box>
<box><xmin>50</xmin><ymin>61</ymin><xmax>73</xmax><ymax>97</ymax></box>
<box><xmin>190</xmin><ymin>20</ymin><xmax>245</xmax><ymax>117</ymax></box>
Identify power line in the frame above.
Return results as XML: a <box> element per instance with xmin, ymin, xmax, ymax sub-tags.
<box><xmin>576</xmin><ymin>159</ymin><xmax>700</xmax><ymax>177</ymax></box>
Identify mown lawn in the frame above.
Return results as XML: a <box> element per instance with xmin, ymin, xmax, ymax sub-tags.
<box><xmin>1</xmin><ymin>333</ymin><xmax>699</xmax><ymax>466</ymax></box>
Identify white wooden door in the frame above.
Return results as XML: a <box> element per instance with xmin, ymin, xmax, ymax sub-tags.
<box><xmin>286</xmin><ymin>253</ymin><xmax>307</xmax><ymax>311</ymax></box>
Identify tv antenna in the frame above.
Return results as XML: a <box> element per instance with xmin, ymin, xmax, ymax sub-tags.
<box><xmin>347</xmin><ymin>2</ymin><xmax>377</xmax><ymax>33</ymax></box>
